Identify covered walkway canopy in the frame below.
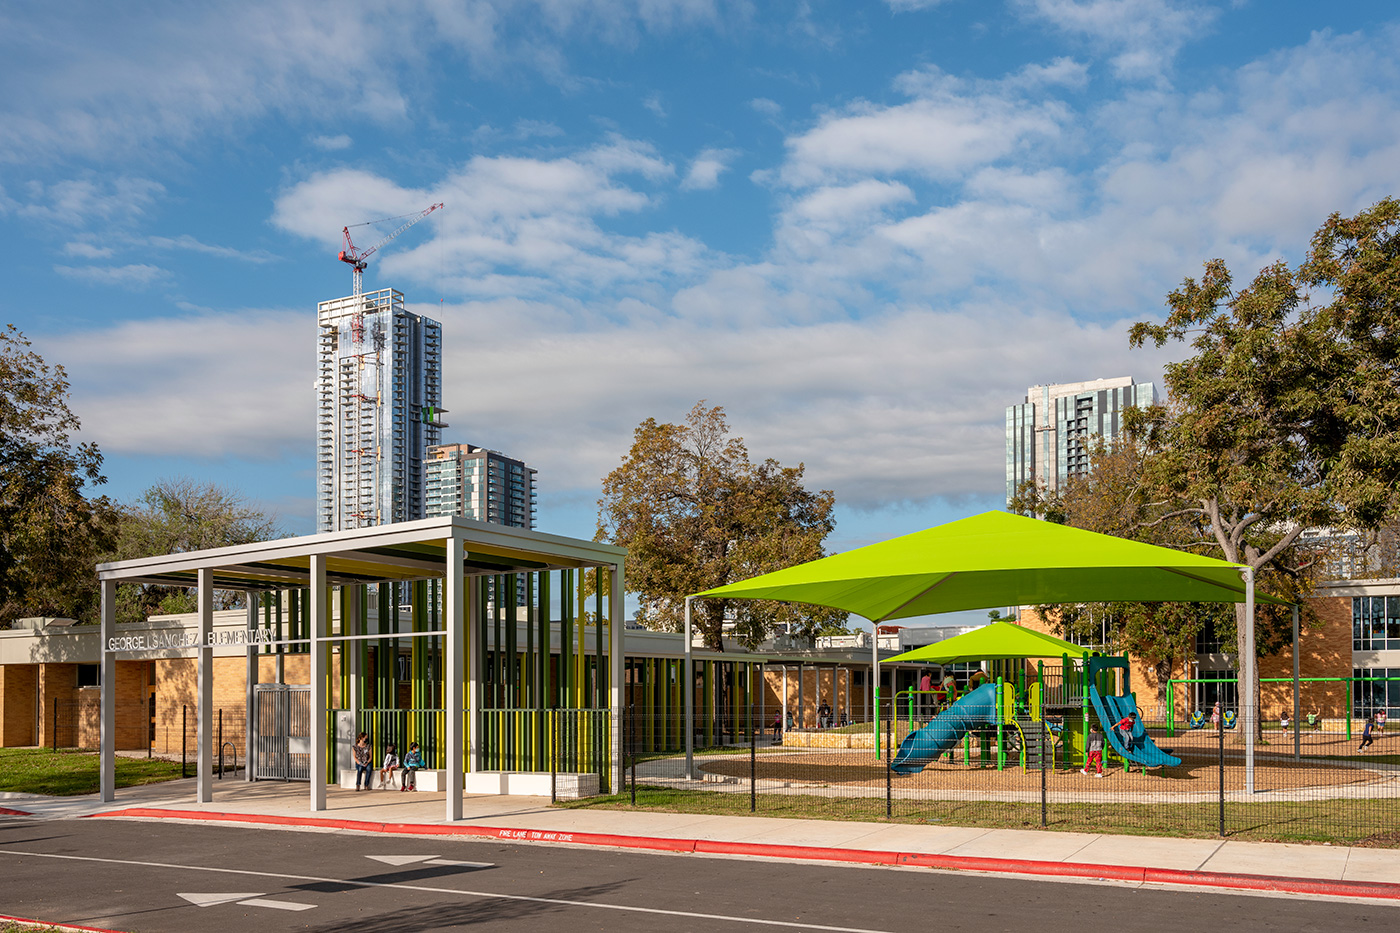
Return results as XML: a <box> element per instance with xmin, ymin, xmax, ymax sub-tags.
<box><xmin>688</xmin><ymin>510</ymin><xmax>1281</xmax><ymax>789</ymax></box>
<box><xmin>95</xmin><ymin>516</ymin><xmax>626</xmax><ymax>823</ymax></box>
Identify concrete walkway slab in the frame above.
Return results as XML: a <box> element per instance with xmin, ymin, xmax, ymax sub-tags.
<box><xmin>943</xmin><ymin>827</ymin><xmax>1099</xmax><ymax>862</ymax></box>
<box><xmin>1067</xmin><ymin>834</ymin><xmax>1224</xmax><ymax>871</ymax></box>
<box><xmin>1340</xmin><ymin>848</ymin><xmax>1400</xmax><ymax>884</ymax></box>
<box><xmin>1203</xmin><ymin>840</ymin><xmax>1351</xmax><ymax>880</ymax></box>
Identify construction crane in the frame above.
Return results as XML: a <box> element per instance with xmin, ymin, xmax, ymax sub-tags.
<box><xmin>338</xmin><ymin>202</ymin><xmax>444</xmax><ymax>301</ymax></box>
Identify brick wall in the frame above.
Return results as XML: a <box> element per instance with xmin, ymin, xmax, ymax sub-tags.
<box><xmin>1258</xmin><ymin>595</ymin><xmax>1353</xmax><ymax>718</ymax></box>
<box><xmin>0</xmin><ymin>664</ymin><xmax>37</xmax><ymax>746</ymax></box>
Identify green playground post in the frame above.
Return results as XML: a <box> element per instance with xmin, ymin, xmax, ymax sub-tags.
<box><xmin>995</xmin><ymin>676</ymin><xmax>1005</xmax><ymax>770</ymax></box>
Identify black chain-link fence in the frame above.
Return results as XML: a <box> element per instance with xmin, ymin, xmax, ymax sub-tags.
<box><xmin>620</xmin><ymin>699</ymin><xmax>1400</xmax><ymax>844</ymax></box>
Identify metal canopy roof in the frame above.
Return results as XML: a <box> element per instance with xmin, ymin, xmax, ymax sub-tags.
<box><xmin>96</xmin><ymin>516</ymin><xmax>626</xmax><ymax>591</ymax></box>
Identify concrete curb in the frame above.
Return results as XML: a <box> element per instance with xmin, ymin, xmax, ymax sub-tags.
<box><xmin>90</xmin><ymin>807</ymin><xmax>1400</xmax><ymax>902</ymax></box>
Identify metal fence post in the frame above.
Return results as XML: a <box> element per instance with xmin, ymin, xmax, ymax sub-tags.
<box><xmin>629</xmin><ymin>704</ymin><xmax>637</xmax><ymax>807</ymax></box>
<box><xmin>218</xmin><ymin>709</ymin><xmax>223</xmax><ymax>780</ymax></box>
<box><xmin>52</xmin><ymin>699</ymin><xmax>58</xmax><ymax>751</ymax></box>
<box><xmin>1040</xmin><ymin>726</ymin><xmax>1047</xmax><ymax>827</ymax></box>
<box><xmin>550</xmin><ymin>710</ymin><xmax>557</xmax><ymax>805</ymax></box>
<box><xmin>1218</xmin><ymin>708</ymin><xmax>1225</xmax><ymax>837</ymax></box>
<box><xmin>885</xmin><ymin>706</ymin><xmax>892</xmax><ymax>819</ymax></box>
<box><xmin>750</xmin><ymin>711</ymin><xmax>757</xmax><ymax>813</ymax></box>
<box><xmin>181</xmin><ymin>705</ymin><xmax>188</xmax><ymax>779</ymax></box>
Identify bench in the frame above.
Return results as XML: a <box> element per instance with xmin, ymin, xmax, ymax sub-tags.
<box><xmin>338</xmin><ymin>768</ymin><xmax>447</xmax><ymax>791</ymax></box>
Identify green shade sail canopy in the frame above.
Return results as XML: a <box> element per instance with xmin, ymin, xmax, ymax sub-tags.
<box><xmin>693</xmin><ymin>510</ymin><xmax>1284</xmax><ymax>621</ymax></box>
<box><xmin>883</xmin><ymin>621</ymin><xmax>1085</xmax><ymax>664</ymax></box>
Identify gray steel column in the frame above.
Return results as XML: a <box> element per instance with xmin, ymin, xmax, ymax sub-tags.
<box><xmin>445</xmin><ymin>534</ymin><xmax>464</xmax><ymax>821</ymax></box>
<box><xmin>245</xmin><ymin>590</ymin><xmax>258</xmax><ymax>783</ymax></box>
<box><xmin>309</xmin><ymin>555</ymin><xmax>328</xmax><ymax>811</ymax></box>
<box><xmin>99</xmin><ymin>579</ymin><xmax>117</xmax><ymax>803</ymax></box>
<box><xmin>467</xmin><ymin>574</ymin><xmax>481</xmax><ymax>773</ymax></box>
<box><xmin>684</xmin><ymin>596</ymin><xmax>694</xmax><ymax>779</ymax></box>
<box><xmin>609</xmin><ymin>561</ymin><xmax>625</xmax><ymax>791</ymax></box>
<box><xmin>1243</xmin><ymin>566</ymin><xmax>1255</xmax><ymax>794</ymax></box>
<box><xmin>197</xmin><ymin>567</ymin><xmax>214</xmax><ymax>803</ymax></box>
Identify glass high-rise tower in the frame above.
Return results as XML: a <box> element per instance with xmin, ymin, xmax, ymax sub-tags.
<box><xmin>316</xmin><ymin>287</ymin><xmax>446</xmax><ymax>532</ymax></box>
<box><xmin>1005</xmin><ymin>377</ymin><xmax>1156</xmax><ymax>506</ymax></box>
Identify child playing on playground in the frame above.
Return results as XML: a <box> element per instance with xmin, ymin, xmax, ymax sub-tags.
<box><xmin>1113</xmin><ymin>711</ymin><xmax>1137</xmax><ymax>752</ymax></box>
<box><xmin>378</xmin><ymin>743</ymin><xmax>399</xmax><ymax>789</ymax></box>
<box><xmin>1360</xmin><ymin>716</ymin><xmax>1377</xmax><ymax>752</ymax></box>
<box><xmin>1378</xmin><ymin>709</ymin><xmax>1388</xmax><ymax>732</ymax></box>
<box><xmin>1082</xmin><ymin>726</ymin><xmax>1105</xmax><ymax>777</ymax></box>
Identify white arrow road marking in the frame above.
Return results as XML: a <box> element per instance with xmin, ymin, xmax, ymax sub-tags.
<box><xmin>366</xmin><ymin>855</ymin><xmax>438</xmax><ymax>866</ymax></box>
<box><xmin>426</xmin><ymin>859</ymin><xmax>493</xmax><ymax>868</ymax></box>
<box><xmin>178</xmin><ymin>893</ymin><xmax>263</xmax><ymax>907</ymax></box>
<box><xmin>237</xmin><ymin>897</ymin><xmax>316</xmax><ymax>911</ymax></box>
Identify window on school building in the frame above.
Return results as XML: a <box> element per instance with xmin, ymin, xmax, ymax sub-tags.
<box><xmin>1352</xmin><ymin>596</ymin><xmax>1400</xmax><ymax>650</ymax></box>
<box><xmin>1353</xmin><ymin>667</ymin><xmax>1400</xmax><ymax>717</ymax></box>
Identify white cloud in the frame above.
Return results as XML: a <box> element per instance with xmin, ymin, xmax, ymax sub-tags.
<box><xmin>680</xmin><ymin>148</ymin><xmax>739</xmax><ymax>190</ymax></box>
<box><xmin>273</xmin><ymin>139</ymin><xmax>705</xmax><ymax>303</ymax></box>
<box><xmin>54</xmin><ymin>263</ymin><xmax>169</xmax><ymax>287</ymax></box>
<box><xmin>778</xmin><ymin>68</ymin><xmax>1070</xmax><ymax>186</ymax></box>
<box><xmin>1013</xmin><ymin>0</ymin><xmax>1219</xmax><ymax>81</ymax></box>
<box><xmin>310</xmin><ymin>133</ymin><xmax>352</xmax><ymax>151</ymax></box>
<box><xmin>42</xmin><ymin>310</ymin><xmax>310</xmax><ymax>459</ymax></box>
<box><xmin>750</xmin><ymin>97</ymin><xmax>781</xmax><ymax>117</ymax></box>
<box><xmin>18</xmin><ymin>177</ymin><xmax>165</xmax><ymax>227</ymax></box>
<box><xmin>0</xmin><ymin>0</ymin><xmax>744</xmax><ymax>165</ymax></box>
<box><xmin>146</xmin><ymin>234</ymin><xmax>278</xmax><ymax>263</ymax></box>
<box><xmin>62</xmin><ymin>240</ymin><xmax>114</xmax><ymax>259</ymax></box>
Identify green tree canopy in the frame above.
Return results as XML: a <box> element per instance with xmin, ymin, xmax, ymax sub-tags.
<box><xmin>114</xmin><ymin>477</ymin><xmax>282</xmax><ymax>621</ymax></box>
<box><xmin>1049</xmin><ymin>197</ymin><xmax>1400</xmax><ymax>717</ymax></box>
<box><xmin>597</xmin><ymin>402</ymin><xmax>846</xmax><ymax>650</ymax></box>
<box><xmin>0</xmin><ymin>325</ymin><xmax>118</xmax><ymax>624</ymax></box>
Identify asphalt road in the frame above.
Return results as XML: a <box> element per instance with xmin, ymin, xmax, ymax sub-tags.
<box><xmin>0</xmin><ymin>816</ymin><xmax>1391</xmax><ymax>932</ymax></box>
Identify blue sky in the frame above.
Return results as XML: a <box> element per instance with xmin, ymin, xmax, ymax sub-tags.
<box><xmin>5</xmin><ymin>1</ymin><xmax>1400</xmax><ymax>624</ymax></box>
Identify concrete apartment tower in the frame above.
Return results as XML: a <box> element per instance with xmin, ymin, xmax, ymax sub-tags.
<box><xmin>316</xmin><ymin>288</ymin><xmax>445</xmax><ymax>532</ymax></box>
<box><xmin>424</xmin><ymin>443</ymin><xmax>537</xmax><ymax>529</ymax></box>
<box><xmin>1005</xmin><ymin>376</ymin><xmax>1156</xmax><ymax>505</ymax></box>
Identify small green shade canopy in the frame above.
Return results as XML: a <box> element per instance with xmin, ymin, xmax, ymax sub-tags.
<box><xmin>693</xmin><ymin>510</ymin><xmax>1283</xmax><ymax>620</ymax></box>
<box><xmin>884</xmin><ymin>621</ymin><xmax>1085</xmax><ymax>664</ymax></box>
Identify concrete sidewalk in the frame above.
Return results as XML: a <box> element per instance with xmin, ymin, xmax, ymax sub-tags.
<box><xmin>4</xmin><ymin>779</ymin><xmax>1400</xmax><ymax>902</ymax></box>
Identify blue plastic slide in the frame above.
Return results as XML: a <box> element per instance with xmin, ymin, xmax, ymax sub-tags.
<box><xmin>1088</xmin><ymin>685</ymin><xmax>1182</xmax><ymax>768</ymax></box>
<box><xmin>891</xmin><ymin>683</ymin><xmax>1000</xmax><ymax>774</ymax></box>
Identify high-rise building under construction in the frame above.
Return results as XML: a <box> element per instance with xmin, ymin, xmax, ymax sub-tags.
<box><xmin>316</xmin><ymin>287</ymin><xmax>446</xmax><ymax>532</ymax></box>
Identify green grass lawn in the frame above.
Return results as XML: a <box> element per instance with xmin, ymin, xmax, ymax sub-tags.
<box><xmin>558</xmin><ymin>784</ymin><xmax>1400</xmax><ymax>847</ymax></box>
<box><xmin>0</xmin><ymin>747</ymin><xmax>186</xmax><ymax>796</ymax></box>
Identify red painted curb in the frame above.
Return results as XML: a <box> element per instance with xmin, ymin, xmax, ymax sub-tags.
<box><xmin>90</xmin><ymin>808</ymin><xmax>1400</xmax><ymax>902</ymax></box>
<box><xmin>0</xmin><ymin>807</ymin><xmax>32</xmax><ymax>816</ymax></box>
<box><xmin>0</xmin><ymin>912</ymin><xmax>123</xmax><ymax>932</ymax></box>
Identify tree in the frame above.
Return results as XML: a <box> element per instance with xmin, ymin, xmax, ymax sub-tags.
<box><xmin>0</xmin><ymin>325</ymin><xmax>118</xmax><ymax>624</ymax></box>
<box><xmin>1126</xmin><ymin>198</ymin><xmax>1400</xmax><ymax>720</ymax></box>
<box><xmin>1012</xmin><ymin>439</ymin><xmax>1316</xmax><ymax>709</ymax></box>
<box><xmin>113</xmin><ymin>477</ymin><xmax>282</xmax><ymax>621</ymax></box>
<box><xmin>597</xmin><ymin>402</ymin><xmax>846</xmax><ymax>649</ymax></box>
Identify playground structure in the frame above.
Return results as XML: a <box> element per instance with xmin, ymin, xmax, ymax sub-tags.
<box><xmin>889</xmin><ymin>648</ymin><xmax>1182</xmax><ymax>776</ymax></box>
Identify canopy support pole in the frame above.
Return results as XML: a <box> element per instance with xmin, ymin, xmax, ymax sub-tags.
<box><xmin>872</xmin><ymin>621</ymin><xmax>880</xmax><ymax>758</ymax></box>
<box><xmin>684</xmin><ymin>596</ymin><xmax>694</xmax><ymax>780</ymax></box>
<box><xmin>1292</xmin><ymin>604</ymin><xmax>1301</xmax><ymax>762</ymax></box>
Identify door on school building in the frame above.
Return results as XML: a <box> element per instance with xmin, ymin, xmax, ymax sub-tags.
<box><xmin>253</xmin><ymin>684</ymin><xmax>311</xmax><ymax>781</ymax></box>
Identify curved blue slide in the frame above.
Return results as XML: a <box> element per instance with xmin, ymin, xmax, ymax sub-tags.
<box><xmin>1088</xmin><ymin>685</ymin><xmax>1181</xmax><ymax>768</ymax></box>
<box><xmin>891</xmin><ymin>683</ymin><xmax>1000</xmax><ymax>774</ymax></box>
